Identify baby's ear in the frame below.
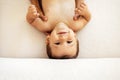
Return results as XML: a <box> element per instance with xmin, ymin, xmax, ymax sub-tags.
<box><xmin>46</xmin><ymin>35</ymin><xmax>50</xmax><ymax>44</ymax></box>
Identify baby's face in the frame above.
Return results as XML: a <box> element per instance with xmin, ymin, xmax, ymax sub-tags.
<box><xmin>47</xmin><ymin>22</ymin><xmax>77</xmax><ymax>58</ymax></box>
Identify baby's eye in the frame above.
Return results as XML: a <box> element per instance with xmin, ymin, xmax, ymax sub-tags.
<box><xmin>67</xmin><ymin>41</ymin><xmax>72</xmax><ymax>44</ymax></box>
<box><xmin>54</xmin><ymin>42</ymin><xmax>60</xmax><ymax>45</ymax></box>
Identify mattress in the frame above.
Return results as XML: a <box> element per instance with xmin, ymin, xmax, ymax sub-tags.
<box><xmin>0</xmin><ymin>58</ymin><xmax>120</xmax><ymax>80</ymax></box>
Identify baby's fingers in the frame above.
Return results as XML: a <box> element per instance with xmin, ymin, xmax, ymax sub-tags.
<box><xmin>73</xmin><ymin>9</ymin><xmax>80</xmax><ymax>20</ymax></box>
<box><xmin>29</xmin><ymin>5</ymin><xmax>37</xmax><ymax>12</ymax></box>
<box><xmin>29</xmin><ymin>5</ymin><xmax>39</xmax><ymax>18</ymax></box>
<box><xmin>75</xmin><ymin>8</ymin><xmax>82</xmax><ymax>14</ymax></box>
<box><xmin>80</xmin><ymin>2</ymin><xmax>86</xmax><ymax>7</ymax></box>
<box><xmin>73</xmin><ymin>13</ymin><xmax>80</xmax><ymax>20</ymax></box>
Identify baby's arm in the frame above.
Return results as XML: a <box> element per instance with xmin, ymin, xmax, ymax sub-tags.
<box><xmin>30</xmin><ymin>0</ymin><xmax>47</xmax><ymax>21</ymax></box>
<box><xmin>26</xmin><ymin>5</ymin><xmax>50</xmax><ymax>33</ymax></box>
<box><xmin>74</xmin><ymin>0</ymin><xmax>91</xmax><ymax>21</ymax></box>
<box><xmin>73</xmin><ymin>0</ymin><xmax>91</xmax><ymax>31</ymax></box>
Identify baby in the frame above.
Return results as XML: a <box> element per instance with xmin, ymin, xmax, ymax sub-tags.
<box><xmin>26</xmin><ymin>0</ymin><xmax>91</xmax><ymax>59</ymax></box>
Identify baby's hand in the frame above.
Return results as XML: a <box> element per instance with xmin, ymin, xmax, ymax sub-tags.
<box><xmin>26</xmin><ymin>5</ymin><xmax>40</xmax><ymax>23</ymax></box>
<box><xmin>73</xmin><ymin>2</ymin><xmax>89</xmax><ymax>20</ymax></box>
<box><xmin>26</xmin><ymin>5</ymin><xmax>47</xmax><ymax>24</ymax></box>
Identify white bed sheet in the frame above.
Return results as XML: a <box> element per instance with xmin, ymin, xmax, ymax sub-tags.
<box><xmin>0</xmin><ymin>58</ymin><xmax>120</xmax><ymax>80</ymax></box>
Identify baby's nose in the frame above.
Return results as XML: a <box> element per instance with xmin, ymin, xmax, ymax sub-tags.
<box><xmin>59</xmin><ymin>36</ymin><xmax>67</xmax><ymax>40</ymax></box>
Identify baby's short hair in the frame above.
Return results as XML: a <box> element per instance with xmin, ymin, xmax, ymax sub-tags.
<box><xmin>46</xmin><ymin>40</ymin><xmax>79</xmax><ymax>59</ymax></box>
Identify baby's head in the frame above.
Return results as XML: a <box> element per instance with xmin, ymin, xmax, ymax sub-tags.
<box><xmin>46</xmin><ymin>22</ymin><xmax>79</xmax><ymax>59</ymax></box>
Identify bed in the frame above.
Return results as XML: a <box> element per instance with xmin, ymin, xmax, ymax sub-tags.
<box><xmin>0</xmin><ymin>58</ymin><xmax>120</xmax><ymax>80</ymax></box>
